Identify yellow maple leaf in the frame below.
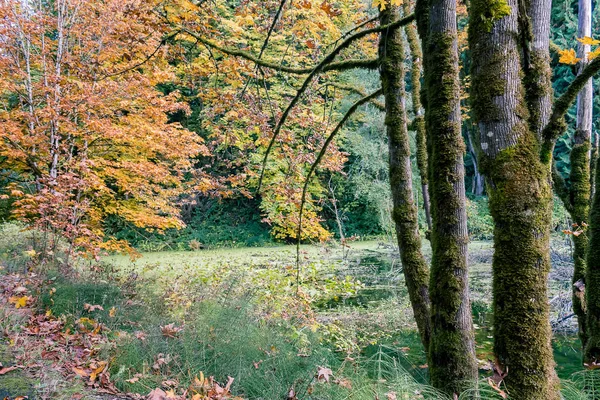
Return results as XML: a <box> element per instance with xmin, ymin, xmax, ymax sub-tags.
<box><xmin>589</xmin><ymin>47</ymin><xmax>600</xmax><ymax>60</ymax></box>
<box><xmin>9</xmin><ymin>296</ymin><xmax>28</xmax><ymax>309</ymax></box>
<box><xmin>577</xmin><ymin>36</ymin><xmax>600</xmax><ymax>46</ymax></box>
<box><xmin>373</xmin><ymin>0</ymin><xmax>386</xmax><ymax>10</ymax></box>
<box><xmin>558</xmin><ymin>48</ymin><xmax>580</xmax><ymax>65</ymax></box>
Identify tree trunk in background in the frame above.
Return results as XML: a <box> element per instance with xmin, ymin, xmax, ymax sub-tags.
<box><xmin>403</xmin><ymin>1</ymin><xmax>432</xmax><ymax>232</ymax></box>
<box><xmin>469</xmin><ymin>0</ymin><xmax>559</xmax><ymax>397</ymax></box>
<box><xmin>586</xmin><ymin>150</ymin><xmax>600</xmax><ymax>363</ymax></box>
<box><xmin>465</xmin><ymin>127</ymin><xmax>485</xmax><ymax>196</ymax></box>
<box><xmin>571</xmin><ymin>0</ymin><xmax>593</xmax><ymax>355</ymax></box>
<box><xmin>378</xmin><ymin>5</ymin><xmax>432</xmax><ymax>351</ymax></box>
<box><xmin>420</xmin><ymin>0</ymin><xmax>477</xmax><ymax>394</ymax></box>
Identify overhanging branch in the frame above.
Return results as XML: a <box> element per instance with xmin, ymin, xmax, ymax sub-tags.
<box><xmin>541</xmin><ymin>56</ymin><xmax>600</xmax><ymax>163</ymax></box>
<box><xmin>179</xmin><ymin>28</ymin><xmax>379</xmax><ymax>74</ymax></box>
<box><xmin>326</xmin><ymin>82</ymin><xmax>385</xmax><ymax>111</ymax></box>
<box><xmin>256</xmin><ymin>13</ymin><xmax>415</xmax><ymax>192</ymax></box>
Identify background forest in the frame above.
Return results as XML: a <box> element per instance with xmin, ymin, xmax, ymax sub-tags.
<box><xmin>2</xmin><ymin>0</ymin><xmax>600</xmax><ymax>399</ymax></box>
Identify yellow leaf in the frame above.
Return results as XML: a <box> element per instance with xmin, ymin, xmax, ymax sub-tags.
<box><xmin>89</xmin><ymin>361</ymin><xmax>107</xmax><ymax>382</ymax></box>
<box><xmin>589</xmin><ymin>47</ymin><xmax>600</xmax><ymax>60</ymax></box>
<box><xmin>373</xmin><ymin>0</ymin><xmax>386</xmax><ymax>10</ymax></box>
<box><xmin>558</xmin><ymin>48</ymin><xmax>580</xmax><ymax>65</ymax></box>
<box><xmin>9</xmin><ymin>296</ymin><xmax>28</xmax><ymax>309</ymax></box>
<box><xmin>109</xmin><ymin>306</ymin><xmax>117</xmax><ymax>317</ymax></box>
<box><xmin>391</xmin><ymin>0</ymin><xmax>402</xmax><ymax>4</ymax></box>
<box><xmin>577</xmin><ymin>36</ymin><xmax>600</xmax><ymax>46</ymax></box>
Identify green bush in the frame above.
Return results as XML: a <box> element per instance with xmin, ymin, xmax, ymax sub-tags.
<box><xmin>466</xmin><ymin>197</ymin><xmax>494</xmax><ymax>240</ymax></box>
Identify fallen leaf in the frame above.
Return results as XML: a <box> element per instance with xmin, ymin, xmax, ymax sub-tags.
<box><xmin>160</xmin><ymin>323</ymin><xmax>183</xmax><ymax>338</ymax></box>
<box><xmin>316</xmin><ymin>366</ymin><xmax>333</xmax><ymax>383</ymax></box>
<box><xmin>84</xmin><ymin>303</ymin><xmax>104</xmax><ymax>312</ymax></box>
<box><xmin>0</xmin><ymin>365</ymin><xmax>18</xmax><ymax>375</ymax></box>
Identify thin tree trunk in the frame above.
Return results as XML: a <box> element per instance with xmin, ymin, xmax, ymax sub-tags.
<box><xmin>469</xmin><ymin>0</ymin><xmax>560</xmax><ymax>397</ymax></box>
<box><xmin>422</xmin><ymin>0</ymin><xmax>477</xmax><ymax>394</ymax></box>
<box><xmin>571</xmin><ymin>0</ymin><xmax>593</xmax><ymax>354</ymax></box>
<box><xmin>465</xmin><ymin>127</ymin><xmax>485</xmax><ymax>196</ymax></box>
<box><xmin>403</xmin><ymin>1</ymin><xmax>432</xmax><ymax>232</ymax></box>
<box><xmin>378</xmin><ymin>5</ymin><xmax>432</xmax><ymax>352</ymax></box>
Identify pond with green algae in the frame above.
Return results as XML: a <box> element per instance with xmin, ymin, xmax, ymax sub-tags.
<box><xmin>108</xmin><ymin>239</ymin><xmax>584</xmax><ymax>383</ymax></box>
<box><xmin>320</xmin><ymin>241</ymin><xmax>585</xmax><ymax>381</ymax></box>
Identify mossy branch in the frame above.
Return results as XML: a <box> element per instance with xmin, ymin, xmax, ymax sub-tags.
<box><xmin>541</xmin><ymin>56</ymin><xmax>600</xmax><ymax>163</ymax></box>
<box><xmin>552</xmin><ymin>163</ymin><xmax>573</xmax><ymax>214</ymax></box>
<box><xmin>179</xmin><ymin>28</ymin><xmax>379</xmax><ymax>74</ymax></box>
<box><xmin>294</xmin><ymin>89</ymin><xmax>383</xmax><ymax>288</ymax></box>
<box><xmin>256</xmin><ymin>13</ymin><xmax>415</xmax><ymax>192</ymax></box>
<box><xmin>325</xmin><ymin>82</ymin><xmax>385</xmax><ymax>111</ymax></box>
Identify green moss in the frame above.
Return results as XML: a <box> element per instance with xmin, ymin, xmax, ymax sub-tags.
<box><xmin>424</xmin><ymin>27</ymin><xmax>477</xmax><ymax>395</ymax></box>
<box><xmin>585</xmin><ymin>156</ymin><xmax>600</xmax><ymax>363</ymax></box>
<box><xmin>486</xmin><ymin>133</ymin><xmax>560</xmax><ymax>399</ymax></box>
<box><xmin>378</xmin><ymin>6</ymin><xmax>432</xmax><ymax>353</ymax></box>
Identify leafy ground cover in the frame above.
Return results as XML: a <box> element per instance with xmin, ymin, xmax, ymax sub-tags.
<box><xmin>0</xmin><ymin>223</ymin><xmax>598</xmax><ymax>399</ymax></box>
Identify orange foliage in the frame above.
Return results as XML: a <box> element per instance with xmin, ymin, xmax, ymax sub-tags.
<box><xmin>0</xmin><ymin>0</ymin><xmax>206</xmax><ymax>255</ymax></box>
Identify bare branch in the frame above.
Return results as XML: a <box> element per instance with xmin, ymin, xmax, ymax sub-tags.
<box><xmin>294</xmin><ymin>89</ymin><xmax>383</xmax><ymax>288</ymax></box>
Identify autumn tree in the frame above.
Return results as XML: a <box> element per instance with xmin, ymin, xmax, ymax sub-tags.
<box><xmin>0</xmin><ymin>0</ymin><xmax>204</xmax><ymax>256</ymax></box>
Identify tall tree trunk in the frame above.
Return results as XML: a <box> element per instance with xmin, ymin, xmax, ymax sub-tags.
<box><xmin>586</xmin><ymin>147</ymin><xmax>600</xmax><ymax>363</ymax></box>
<box><xmin>404</xmin><ymin>1</ymin><xmax>432</xmax><ymax>232</ymax></box>
<box><xmin>378</xmin><ymin>5</ymin><xmax>432</xmax><ymax>351</ymax></box>
<box><xmin>571</xmin><ymin>0</ymin><xmax>593</xmax><ymax>354</ymax></box>
<box><xmin>421</xmin><ymin>0</ymin><xmax>477</xmax><ymax>394</ymax></box>
<box><xmin>469</xmin><ymin>0</ymin><xmax>560</xmax><ymax>398</ymax></box>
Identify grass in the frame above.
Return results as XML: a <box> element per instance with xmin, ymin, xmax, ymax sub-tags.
<box><xmin>0</xmin><ymin>221</ymin><xmax>596</xmax><ymax>398</ymax></box>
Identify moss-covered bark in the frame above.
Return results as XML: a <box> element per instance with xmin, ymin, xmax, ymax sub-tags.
<box><xmin>422</xmin><ymin>0</ymin><xmax>477</xmax><ymax>395</ymax></box>
<box><xmin>378</xmin><ymin>6</ymin><xmax>432</xmax><ymax>352</ymax></box>
<box><xmin>469</xmin><ymin>0</ymin><xmax>560</xmax><ymax>397</ymax></box>
<box><xmin>570</xmin><ymin>0</ymin><xmax>593</xmax><ymax>352</ymax></box>
<box><xmin>404</xmin><ymin>1</ymin><xmax>432</xmax><ymax>232</ymax></box>
<box><xmin>586</xmin><ymin>155</ymin><xmax>600</xmax><ymax>363</ymax></box>
<box><xmin>570</xmin><ymin>140</ymin><xmax>591</xmax><ymax>350</ymax></box>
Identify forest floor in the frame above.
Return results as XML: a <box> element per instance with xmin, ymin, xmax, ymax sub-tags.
<box><xmin>0</xmin><ymin>236</ymin><xmax>596</xmax><ymax>399</ymax></box>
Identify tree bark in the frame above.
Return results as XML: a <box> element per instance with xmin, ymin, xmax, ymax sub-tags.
<box><xmin>586</xmin><ymin>147</ymin><xmax>600</xmax><ymax>363</ymax></box>
<box><xmin>378</xmin><ymin>6</ymin><xmax>432</xmax><ymax>352</ymax></box>
<box><xmin>465</xmin><ymin>127</ymin><xmax>485</xmax><ymax>196</ymax></box>
<box><xmin>571</xmin><ymin>0</ymin><xmax>593</xmax><ymax>355</ymax></box>
<box><xmin>469</xmin><ymin>0</ymin><xmax>560</xmax><ymax>397</ymax></box>
<box><xmin>403</xmin><ymin>1</ymin><xmax>432</xmax><ymax>232</ymax></box>
<box><xmin>422</xmin><ymin>0</ymin><xmax>477</xmax><ymax>394</ymax></box>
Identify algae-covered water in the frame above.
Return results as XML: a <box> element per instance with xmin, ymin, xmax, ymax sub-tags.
<box><xmin>108</xmin><ymin>239</ymin><xmax>584</xmax><ymax>382</ymax></box>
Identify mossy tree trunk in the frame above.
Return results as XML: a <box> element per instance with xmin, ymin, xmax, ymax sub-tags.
<box><xmin>420</xmin><ymin>0</ymin><xmax>477</xmax><ymax>394</ymax></box>
<box><xmin>571</xmin><ymin>0</ymin><xmax>593</xmax><ymax>352</ymax></box>
<box><xmin>403</xmin><ymin>1</ymin><xmax>432</xmax><ymax>232</ymax></box>
<box><xmin>469</xmin><ymin>0</ymin><xmax>560</xmax><ymax>398</ymax></box>
<box><xmin>378</xmin><ymin>5</ymin><xmax>432</xmax><ymax>351</ymax></box>
<box><xmin>586</xmin><ymin>152</ymin><xmax>600</xmax><ymax>363</ymax></box>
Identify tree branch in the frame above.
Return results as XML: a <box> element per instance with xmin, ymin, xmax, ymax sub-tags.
<box><xmin>179</xmin><ymin>28</ymin><xmax>379</xmax><ymax>74</ymax></box>
<box><xmin>552</xmin><ymin>163</ymin><xmax>573</xmax><ymax>214</ymax></box>
<box><xmin>325</xmin><ymin>82</ymin><xmax>385</xmax><ymax>111</ymax></box>
<box><xmin>294</xmin><ymin>89</ymin><xmax>383</xmax><ymax>288</ymax></box>
<box><xmin>256</xmin><ymin>13</ymin><xmax>415</xmax><ymax>192</ymax></box>
<box><xmin>541</xmin><ymin>56</ymin><xmax>600</xmax><ymax>164</ymax></box>
<box><xmin>97</xmin><ymin>30</ymin><xmax>180</xmax><ymax>81</ymax></box>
